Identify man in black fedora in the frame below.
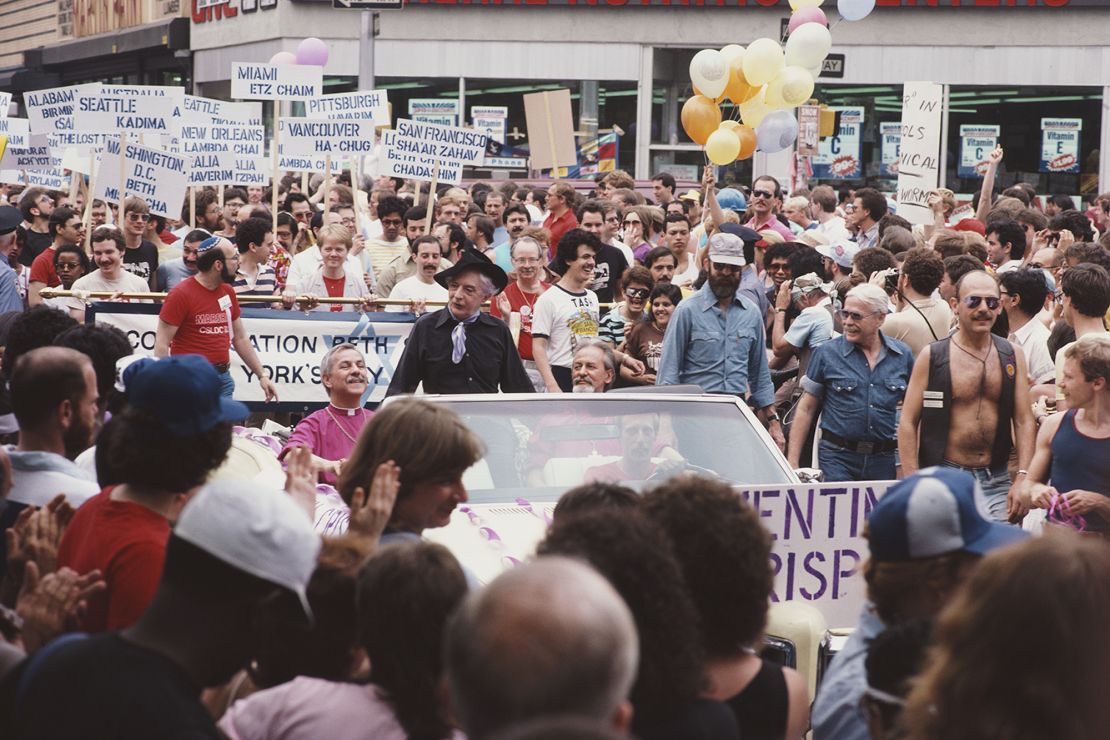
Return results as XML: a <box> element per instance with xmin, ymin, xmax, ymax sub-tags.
<box><xmin>386</xmin><ymin>250</ymin><xmax>534</xmax><ymax>396</ymax></box>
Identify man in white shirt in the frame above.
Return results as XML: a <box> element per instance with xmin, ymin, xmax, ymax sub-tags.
<box><xmin>986</xmin><ymin>220</ymin><xmax>1025</xmax><ymax>275</ymax></box>
<box><xmin>387</xmin><ymin>235</ymin><xmax>448</xmax><ymax>313</ymax></box>
<box><xmin>68</xmin><ymin>227</ymin><xmax>152</xmax><ymax>322</ymax></box>
<box><xmin>1000</xmin><ymin>268</ymin><xmax>1056</xmax><ymax>384</ymax></box>
<box><xmin>810</xmin><ymin>185</ymin><xmax>851</xmax><ymax>242</ymax></box>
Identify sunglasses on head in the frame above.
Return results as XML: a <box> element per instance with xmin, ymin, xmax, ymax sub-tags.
<box><xmin>963</xmin><ymin>295</ymin><xmax>1001</xmax><ymax>310</ymax></box>
<box><xmin>752</xmin><ymin>189</ymin><xmax>775</xmax><ymax>200</ymax></box>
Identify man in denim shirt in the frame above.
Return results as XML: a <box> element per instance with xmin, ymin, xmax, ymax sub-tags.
<box><xmin>657</xmin><ymin>232</ymin><xmax>784</xmax><ymax>450</ymax></box>
<box><xmin>786</xmin><ymin>283</ymin><xmax>913</xmax><ymax>480</ymax></box>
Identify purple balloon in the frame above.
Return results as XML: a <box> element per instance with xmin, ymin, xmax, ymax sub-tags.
<box><xmin>788</xmin><ymin>7</ymin><xmax>828</xmax><ymax>34</ymax></box>
<box><xmin>269</xmin><ymin>51</ymin><xmax>297</xmax><ymax>66</ymax></box>
<box><xmin>295</xmin><ymin>37</ymin><xmax>329</xmax><ymax>67</ymax></box>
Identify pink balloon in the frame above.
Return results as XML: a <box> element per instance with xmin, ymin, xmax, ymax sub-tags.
<box><xmin>269</xmin><ymin>51</ymin><xmax>297</xmax><ymax>66</ymax></box>
<box><xmin>788</xmin><ymin>7</ymin><xmax>828</xmax><ymax>34</ymax></box>
<box><xmin>295</xmin><ymin>37</ymin><xmax>329</xmax><ymax>67</ymax></box>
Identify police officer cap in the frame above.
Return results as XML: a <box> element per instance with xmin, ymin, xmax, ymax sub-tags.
<box><xmin>0</xmin><ymin>205</ymin><xmax>21</xmax><ymax>236</ymax></box>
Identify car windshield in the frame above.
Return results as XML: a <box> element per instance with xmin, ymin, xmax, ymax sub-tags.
<box><xmin>434</xmin><ymin>395</ymin><xmax>794</xmax><ymax>504</ymax></box>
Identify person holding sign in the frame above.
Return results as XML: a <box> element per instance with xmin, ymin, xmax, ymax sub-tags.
<box><xmin>154</xmin><ymin>236</ymin><xmax>278</xmax><ymax>402</ymax></box>
<box><xmin>386</xmin><ymin>251</ymin><xmax>532</xmax><ymax>397</ymax></box>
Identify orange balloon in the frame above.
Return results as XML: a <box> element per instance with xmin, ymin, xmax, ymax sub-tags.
<box><xmin>724</xmin><ymin>62</ymin><xmax>760</xmax><ymax>105</ymax></box>
<box><xmin>681</xmin><ymin>95</ymin><xmax>723</xmax><ymax>145</ymax></box>
<box><xmin>736</xmin><ymin>125</ymin><xmax>758</xmax><ymax>160</ymax></box>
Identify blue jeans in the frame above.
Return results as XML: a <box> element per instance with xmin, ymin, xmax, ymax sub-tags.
<box><xmin>217</xmin><ymin>370</ymin><xmax>235</xmax><ymax>398</ymax></box>
<box><xmin>818</xmin><ymin>438</ymin><xmax>897</xmax><ymax>482</ymax></box>
<box><xmin>940</xmin><ymin>460</ymin><xmax>1012</xmax><ymax>523</ymax></box>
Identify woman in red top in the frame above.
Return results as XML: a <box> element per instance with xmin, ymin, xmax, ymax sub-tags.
<box><xmin>282</xmin><ymin>224</ymin><xmax>373</xmax><ymax>313</ymax></box>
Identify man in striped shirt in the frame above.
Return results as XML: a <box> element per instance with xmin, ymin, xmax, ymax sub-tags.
<box><xmin>232</xmin><ymin>217</ymin><xmax>278</xmax><ymax>298</ymax></box>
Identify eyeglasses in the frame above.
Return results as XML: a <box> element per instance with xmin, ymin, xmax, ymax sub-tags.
<box><xmin>623</xmin><ymin>219</ymin><xmax>641</xmax><ymax>226</ymax></box>
<box><xmin>126</xmin><ymin>213</ymin><xmax>150</xmax><ymax>222</ymax></box>
<box><xmin>625</xmin><ymin>288</ymin><xmax>649</xmax><ymax>299</ymax></box>
<box><xmin>768</xmin><ymin>263</ymin><xmax>790</xmax><ymax>273</ymax></box>
<box><xmin>340</xmin><ymin>217</ymin><xmax>356</xmax><ymax>226</ymax></box>
<box><xmin>380</xmin><ymin>218</ymin><xmax>403</xmax><ymax>226</ymax></box>
<box><xmin>752</xmin><ymin>189</ymin><xmax>775</xmax><ymax>200</ymax></box>
<box><xmin>293</xmin><ymin>211</ymin><xmax>311</xmax><ymax>221</ymax></box>
<box><xmin>838</xmin><ymin>309</ymin><xmax>880</xmax><ymax>321</ymax></box>
<box><xmin>711</xmin><ymin>262</ymin><xmax>741</xmax><ymax>274</ymax></box>
<box><xmin>55</xmin><ymin>262</ymin><xmax>82</xmax><ymax>271</ymax></box>
<box><xmin>963</xmin><ymin>296</ymin><xmax>1001</xmax><ymax>310</ymax></box>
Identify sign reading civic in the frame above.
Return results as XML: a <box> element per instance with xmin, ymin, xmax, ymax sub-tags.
<box><xmin>896</xmin><ymin>81</ymin><xmax>944</xmax><ymax>226</ymax></box>
<box><xmin>231</xmin><ymin>63</ymin><xmax>323</xmax><ymax>101</ymax></box>
<box><xmin>1040</xmin><ymin>118</ymin><xmax>1081</xmax><ymax>174</ymax></box>
<box><xmin>811</xmin><ymin>106</ymin><xmax>863</xmax><ymax>179</ymax></box>
<box><xmin>958</xmin><ymin>124</ymin><xmax>999</xmax><ymax>178</ymax></box>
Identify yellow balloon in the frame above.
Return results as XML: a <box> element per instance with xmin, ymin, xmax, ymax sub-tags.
<box><xmin>705</xmin><ymin>128</ymin><xmax>741</xmax><ymax>166</ymax></box>
<box><xmin>742</xmin><ymin>38</ymin><xmax>785</xmax><ymax>87</ymax></box>
<box><xmin>739</xmin><ymin>87</ymin><xmax>772</xmax><ymax>128</ymax></box>
<box><xmin>681</xmin><ymin>95</ymin><xmax>723</xmax><ymax>146</ymax></box>
<box><xmin>789</xmin><ymin>0</ymin><xmax>823</xmax><ymax>8</ymax></box>
<box><xmin>736</xmin><ymin>125</ymin><xmax>758</xmax><ymax>160</ymax></box>
<box><xmin>720</xmin><ymin>119</ymin><xmax>744</xmax><ymax>133</ymax></box>
<box><xmin>723</xmin><ymin>56</ymin><xmax>759</xmax><ymax>105</ymax></box>
<box><xmin>765</xmin><ymin>66</ymin><xmax>815</xmax><ymax>108</ymax></box>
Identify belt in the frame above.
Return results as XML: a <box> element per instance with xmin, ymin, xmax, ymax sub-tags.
<box><xmin>213</xmin><ymin>362</ymin><xmax>230</xmax><ymax>373</ymax></box>
<box><xmin>822</xmin><ymin>431</ymin><xmax>896</xmax><ymax>454</ymax></box>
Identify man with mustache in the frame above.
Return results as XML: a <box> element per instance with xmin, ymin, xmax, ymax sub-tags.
<box><xmin>156</xmin><ymin>229</ymin><xmax>207</xmax><ymax>291</ymax></box>
<box><xmin>900</xmin><ymin>270</ymin><xmax>1036</xmax><ymax>523</ymax></box>
<box><xmin>658</xmin><ymin>232</ymin><xmax>784</xmax><ymax>450</ymax></box>
<box><xmin>67</xmin><ymin>227</ymin><xmax>152</xmax><ymax>322</ymax></box>
<box><xmin>279</xmin><ymin>343</ymin><xmax>372</xmax><ymax>484</ymax></box>
<box><xmin>386</xmin><ymin>235</ymin><xmax>449</xmax><ymax>314</ymax></box>
<box><xmin>491</xmin><ymin>236</ymin><xmax>550</xmax><ymax>392</ymax></box>
<box><xmin>154</xmin><ymin>236</ymin><xmax>278</xmax><ymax>402</ymax></box>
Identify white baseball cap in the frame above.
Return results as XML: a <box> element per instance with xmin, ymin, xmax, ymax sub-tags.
<box><xmin>175</xmin><ymin>480</ymin><xmax>321</xmax><ymax>621</ymax></box>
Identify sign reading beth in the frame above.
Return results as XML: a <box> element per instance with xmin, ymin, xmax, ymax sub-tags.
<box><xmin>231</xmin><ymin>63</ymin><xmax>323</xmax><ymax>101</ymax></box>
<box><xmin>740</xmin><ymin>480</ymin><xmax>894</xmax><ymax>629</ymax></box>
<box><xmin>279</xmin><ymin>118</ymin><xmax>376</xmax><ymax>156</ymax></box>
<box><xmin>93</xmin><ymin>138</ymin><xmax>189</xmax><ymax>218</ymax></box>
<box><xmin>380</xmin><ymin>131</ymin><xmax>464</xmax><ymax>185</ymax></box>
<box><xmin>305</xmin><ymin>90</ymin><xmax>389</xmax><ymax>124</ymax></box>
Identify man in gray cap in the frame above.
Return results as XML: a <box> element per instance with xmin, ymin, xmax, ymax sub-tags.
<box><xmin>658</xmin><ymin>229</ymin><xmax>784</xmax><ymax>449</ymax></box>
<box><xmin>0</xmin><ymin>206</ymin><xmax>24</xmax><ymax>313</ymax></box>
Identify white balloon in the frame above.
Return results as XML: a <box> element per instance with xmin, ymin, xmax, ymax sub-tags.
<box><xmin>838</xmin><ymin>0</ymin><xmax>876</xmax><ymax>22</ymax></box>
<box><xmin>690</xmin><ymin>49</ymin><xmax>728</xmax><ymax>100</ymax></box>
<box><xmin>785</xmin><ymin>23</ymin><xmax>832</xmax><ymax>69</ymax></box>
<box><xmin>756</xmin><ymin>111</ymin><xmax>799</xmax><ymax>153</ymax></box>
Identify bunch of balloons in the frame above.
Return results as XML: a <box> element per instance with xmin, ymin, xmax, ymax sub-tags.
<box><xmin>270</xmin><ymin>38</ymin><xmax>330</xmax><ymax>67</ymax></box>
<box><xmin>681</xmin><ymin>0</ymin><xmax>875</xmax><ymax>165</ymax></box>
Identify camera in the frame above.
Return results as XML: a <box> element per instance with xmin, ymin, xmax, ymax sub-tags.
<box><xmin>883</xmin><ymin>268</ymin><xmax>900</xmax><ymax>293</ymax></box>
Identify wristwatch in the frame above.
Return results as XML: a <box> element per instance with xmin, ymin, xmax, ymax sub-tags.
<box><xmin>766</xmin><ymin>412</ymin><xmax>781</xmax><ymax>423</ymax></box>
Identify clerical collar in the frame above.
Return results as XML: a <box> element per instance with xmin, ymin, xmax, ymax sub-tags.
<box><xmin>329</xmin><ymin>403</ymin><xmax>362</xmax><ymax>416</ymax></box>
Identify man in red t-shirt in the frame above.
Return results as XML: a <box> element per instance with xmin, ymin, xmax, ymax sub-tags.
<box><xmin>155</xmin><ymin>236</ymin><xmax>278</xmax><ymax>401</ymax></box>
<box><xmin>56</xmin><ymin>354</ymin><xmax>246</xmax><ymax>632</ymax></box>
<box><xmin>492</xmin><ymin>235</ymin><xmax>549</xmax><ymax>365</ymax></box>
<box><xmin>27</xmin><ymin>206</ymin><xmax>83</xmax><ymax>307</ymax></box>
<box><xmin>542</xmin><ymin>183</ymin><xmax>579</xmax><ymax>260</ymax></box>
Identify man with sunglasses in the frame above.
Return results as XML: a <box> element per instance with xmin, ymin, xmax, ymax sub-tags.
<box><xmin>119</xmin><ymin>197</ymin><xmax>160</xmax><ymax>291</ymax></box>
<box><xmin>16</xmin><ymin>187</ymin><xmax>55</xmax><ymax>268</ymax></box>
<box><xmin>745</xmin><ymin>176</ymin><xmax>793</xmax><ymax>242</ymax></box>
<box><xmin>658</xmin><ymin>232</ymin><xmax>784</xmax><ymax>449</ymax></box>
<box><xmin>900</xmin><ymin>270</ymin><xmax>1035</xmax><ymax>523</ymax></box>
<box><xmin>787</xmin><ymin>284</ymin><xmax>913</xmax><ymax>478</ymax></box>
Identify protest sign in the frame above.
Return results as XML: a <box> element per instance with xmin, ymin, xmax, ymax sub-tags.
<box><xmin>189</xmin><ymin>151</ymin><xmax>237</xmax><ymax>186</ymax></box>
<box><xmin>74</xmin><ymin>87</ymin><xmax>181</xmax><ymax>135</ymax></box>
<box><xmin>409</xmin><ymin>98</ymin><xmax>459</xmax><ymax>126</ymax></box>
<box><xmin>279</xmin><ymin>118</ymin><xmax>376</xmax><ymax>157</ymax></box>
<box><xmin>0</xmin><ymin>135</ymin><xmax>60</xmax><ymax>171</ymax></box>
<box><xmin>235</xmin><ymin>156</ymin><xmax>271</xmax><ymax>186</ymax></box>
<box><xmin>379</xmin><ymin>131</ymin><xmax>462</xmax><ymax>185</ymax></box>
<box><xmin>0</xmin><ymin>169</ymin><xmax>68</xmax><ymax>189</ymax></box>
<box><xmin>796</xmin><ymin>105</ymin><xmax>820</xmax><ymax>157</ymax></box>
<box><xmin>306</xmin><ymin>90</ymin><xmax>389</xmax><ymax>124</ymax></box>
<box><xmin>0</xmin><ymin>92</ymin><xmax>10</xmax><ymax>119</ymax></box>
<box><xmin>92</xmin><ymin>137</ymin><xmax>189</xmax><ymax>217</ymax></box>
<box><xmin>278</xmin><ymin>154</ymin><xmax>343</xmax><ymax>172</ymax></box>
<box><xmin>181</xmin><ymin>122</ymin><xmax>265</xmax><ymax>156</ymax></box>
<box><xmin>879</xmin><ymin>122</ymin><xmax>901</xmax><ymax>177</ymax></box>
<box><xmin>0</xmin><ymin>118</ymin><xmax>30</xmax><ymax>149</ymax></box>
<box><xmin>231</xmin><ymin>63</ymin><xmax>322</xmax><ymax>100</ymax></box>
<box><xmin>811</xmin><ymin>107</ymin><xmax>863</xmax><ymax>179</ymax></box>
<box><xmin>183</xmin><ymin>95</ymin><xmax>262</xmax><ymax>127</ymax></box>
<box><xmin>523</xmin><ymin>89</ymin><xmax>577</xmax><ymax>172</ymax></box>
<box><xmin>91</xmin><ymin>304</ymin><xmax>415</xmax><ymax>407</ymax></box>
<box><xmin>1040</xmin><ymin>118</ymin><xmax>1081</xmax><ymax>174</ymax></box>
<box><xmin>958</xmin><ymin>124</ymin><xmax>999</xmax><ymax>178</ymax></box>
<box><xmin>895</xmin><ymin>82</ymin><xmax>944</xmax><ymax>226</ymax></box>
<box><xmin>24</xmin><ymin>84</ymin><xmax>99</xmax><ymax>135</ymax></box>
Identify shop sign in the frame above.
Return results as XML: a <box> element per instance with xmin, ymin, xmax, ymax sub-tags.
<box><xmin>879</xmin><ymin>122</ymin><xmax>900</xmax><ymax>177</ymax></box>
<box><xmin>409</xmin><ymin>99</ymin><xmax>459</xmax><ymax>126</ymax></box>
<box><xmin>958</xmin><ymin>124</ymin><xmax>999</xmax><ymax>179</ymax></box>
<box><xmin>1040</xmin><ymin>118</ymin><xmax>1081</xmax><ymax>174</ymax></box>
<box><xmin>811</xmin><ymin>107</ymin><xmax>863</xmax><ymax>180</ymax></box>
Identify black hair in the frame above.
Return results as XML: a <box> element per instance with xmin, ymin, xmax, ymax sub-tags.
<box><xmin>763</xmin><ymin>241</ymin><xmax>799</xmax><ymax>268</ymax></box>
<box><xmin>1050</xmin><ymin>210</ymin><xmax>1096</xmax><ymax>243</ymax></box>
<box><xmin>235</xmin><ymin>217</ymin><xmax>272</xmax><ymax>254</ymax></box>
<box><xmin>196</xmin><ymin>245</ymin><xmax>227</xmax><ymax>273</ymax></box>
<box><xmin>790</xmin><ymin>245</ymin><xmax>827</xmax><ymax>282</ymax></box>
<box><xmin>1</xmin><ymin>305</ymin><xmax>78</xmax><ymax>380</ymax></box>
<box><xmin>651</xmin><ymin>172</ymin><xmax>676</xmax><ymax>193</ymax></box>
<box><xmin>47</xmin><ymin>206</ymin><xmax>77</xmax><ymax>240</ymax></box>
<box><xmin>1048</xmin><ymin>194</ymin><xmax>1075</xmax><ymax>211</ymax></box>
<box><xmin>404</xmin><ymin>206</ymin><xmax>427</xmax><ymax>226</ymax></box>
<box><xmin>99</xmin><ymin>407</ymin><xmax>232</xmax><ymax>492</ymax></box>
<box><xmin>184</xmin><ymin>228</ymin><xmax>213</xmax><ymax>244</ymax></box>
<box><xmin>999</xmin><ymin>268</ymin><xmax>1050</xmax><ymax>317</ymax></box>
<box><xmin>377</xmin><ymin>195</ymin><xmax>408</xmax><ymax>221</ymax></box>
<box><xmin>900</xmin><ymin>247</ymin><xmax>945</xmax><ymax>296</ymax></box>
<box><xmin>944</xmin><ymin>254</ymin><xmax>985</xmax><ymax>287</ymax></box>
<box><xmin>663</xmin><ymin>212</ymin><xmax>690</xmax><ymax>230</ymax></box>
<box><xmin>282</xmin><ymin>191</ymin><xmax>310</xmax><ymax>213</ymax></box>
<box><xmin>854</xmin><ymin>188</ymin><xmax>889</xmax><ymax>223</ymax></box>
<box><xmin>53</xmin><ymin>243</ymin><xmax>91</xmax><ymax>275</ymax></box>
<box><xmin>555</xmin><ymin>228</ymin><xmax>601</xmax><ymax>271</ymax></box>
<box><xmin>986</xmin><ymin>220</ymin><xmax>1026</xmax><ymax>262</ymax></box>
<box><xmin>55</xmin><ymin>323</ymin><xmax>133</xmax><ymax>410</ymax></box>
<box><xmin>503</xmin><ymin>203</ymin><xmax>530</xmax><ymax>224</ymax></box>
<box><xmin>410</xmin><ymin>234</ymin><xmax>442</xmax><ymax>256</ymax></box>
<box><xmin>552</xmin><ymin>482</ymin><xmax>640</xmax><ymax>524</ymax></box>
<box><xmin>223</xmin><ymin>186</ymin><xmax>247</xmax><ymax>204</ymax></box>
<box><xmin>1061</xmin><ymin>263</ymin><xmax>1110</xmax><ymax>318</ymax></box>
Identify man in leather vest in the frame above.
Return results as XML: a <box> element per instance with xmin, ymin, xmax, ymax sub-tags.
<box><xmin>899</xmin><ymin>270</ymin><xmax>1036</xmax><ymax>523</ymax></box>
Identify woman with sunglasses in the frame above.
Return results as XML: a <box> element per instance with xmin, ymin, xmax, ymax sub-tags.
<box><xmin>622</xmin><ymin>205</ymin><xmax>656</xmax><ymax>263</ymax></box>
<box><xmin>598</xmin><ymin>265</ymin><xmax>653</xmax><ymax>351</ymax></box>
<box><xmin>623</xmin><ymin>282</ymin><xmax>683</xmax><ymax>386</ymax></box>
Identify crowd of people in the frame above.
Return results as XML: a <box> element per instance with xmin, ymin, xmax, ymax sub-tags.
<box><xmin>0</xmin><ymin>147</ymin><xmax>1108</xmax><ymax>738</ymax></box>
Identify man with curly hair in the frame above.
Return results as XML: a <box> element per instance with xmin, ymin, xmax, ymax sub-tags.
<box><xmin>56</xmin><ymin>355</ymin><xmax>245</xmax><ymax>633</ymax></box>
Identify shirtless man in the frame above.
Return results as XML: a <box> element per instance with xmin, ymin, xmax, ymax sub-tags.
<box><xmin>899</xmin><ymin>270</ymin><xmax>1035</xmax><ymax>523</ymax></box>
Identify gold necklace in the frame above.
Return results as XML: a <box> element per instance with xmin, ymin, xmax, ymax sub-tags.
<box><xmin>324</xmin><ymin>405</ymin><xmax>367</xmax><ymax>445</ymax></box>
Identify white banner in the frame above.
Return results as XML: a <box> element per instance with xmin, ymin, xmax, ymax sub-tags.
<box><xmin>0</xmin><ymin>135</ymin><xmax>60</xmax><ymax>171</ymax></box>
<box><xmin>92</xmin><ymin>305</ymin><xmax>415</xmax><ymax>405</ymax></box>
<box><xmin>181</xmin><ymin>122</ymin><xmax>265</xmax><ymax>156</ymax></box>
<box><xmin>394</xmin><ymin>118</ymin><xmax>488</xmax><ymax>166</ymax></box>
<box><xmin>189</xmin><ymin>151</ymin><xmax>237</xmax><ymax>186</ymax></box>
<box><xmin>183</xmin><ymin>95</ymin><xmax>262</xmax><ymax>127</ymax></box>
<box><xmin>278</xmin><ymin>117</ymin><xmax>376</xmax><ymax>157</ymax></box>
<box><xmin>231</xmin><ymin>63</ymin><xmax>322</xmax><ymax>101</ymax></box>
<box><xmin>305</xmin><ymin>90</ymin><xmax>389</xmax><ymax>124</ymax></box>
<box><xmin>0</xmin><ymin>118</ymin><xmax>30</xmax><ymax>149</ymax></box>
<box><xmin>895</xmin><ymin>82</ymin><xmax>944</xmax><ymax>226</ymax></box>
<box><xmin>93</xmin><ymin>138</ymin><xmax>189</xmax><ymax>218</ymax></box>
<box><xmin>24</xmin><ymin>84</ymin><xmax>99</xmax><ymax>135</ymax></box>
<box><xmin>381</xmin><ymin>133</ymin><xmax>464</xmax><ymax>185</ymax></box>
<box><xmin>0</xmin><ymin>92</ymin><xmax>10</xmax><ymax>119</ymax></box>
<box><xmin>0</xmin><ymin>168</ymin><xmax>67</xmax><ymax>189</ymax></box>
<box><xmin>74</xmin><ymin>88</ymin><xmax>181</xmax><ymax>135</ymax></box>
<box><xmin>278</xmin><ymin>154</ymin><xmax>343</xmax><ymax>172</ymax></box>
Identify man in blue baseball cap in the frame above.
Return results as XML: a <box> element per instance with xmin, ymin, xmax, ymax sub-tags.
<box><xmin>812</xmin><ymin>466</ymin><xmax>1028</xmax><ymax>740</ymax></box>
<box><xmin>55</xmin><ymin>354</ymin><xmax>246</xmax><ymax>634</ymax></box>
